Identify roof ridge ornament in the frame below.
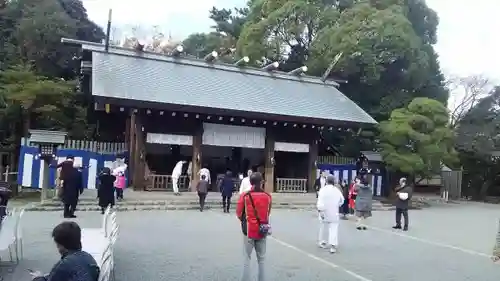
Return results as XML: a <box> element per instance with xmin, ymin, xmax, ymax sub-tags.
<box><xmin>262</xmin><ymin>61</ymin><xmax>279</xmax><ymax>71</ymax></box>
<box><xmin>234</xmin><ymin>56</ymin><xmax>250</xmax><ymax>66</ymax></box>
<box><xmin>288</xmin><ymin>66</ymin><xmax>308</xmax><ymax>76</ymax></box>
<box><xmin>204</xmin><ymin>51</ymin><xmax>218</xmax><ymax>62</ymax></box>
<box><xmin>170</xmin><ymin>45</ymin><xmax>183</xmax><ymax>57</ymax></box>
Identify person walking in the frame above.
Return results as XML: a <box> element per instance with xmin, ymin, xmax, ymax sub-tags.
<box><xmin>317</xmin><ymin>175</ymin><xmax>345</xmax><ymax>253</ymax></box>
<box><xmin>393</xmin><ymin>177</ymin><xmax>412</xmax><ymax>231</ymax></box>
<box><xmin>348</xmin><ymin>179</ymin><xmax>357</xmax><ymax>214</ymax></box>
<box><xmin>339</xmin><ymin>180</ymin><xmax>350</xmax><ymax>220</ymax></box>
<box><xmin>236</xmin><ymin>172</ymin><xmax>272</xmax><ymax>281</ymax></box>
<box><xmin>97</xmin><ymin>167</ymin><xmax>116</xmax><ymax>214</ymax></box>
<box><xmin>61</xmin><ymin>164</ymin><xmax>83</xmax><ymax>218</ymax></box>
<box><xmin>196</xmin><ymin>174</ymin><xmax>209</xmax><ymax>211</ymax></box>
<box><xmin>171</xmin><ymin>160</ymin><xmax>186</xmax><ymax>195</ymax></box>
<box><xmin>114</xmin><ymin>171</ymin><xmax>126</xmax><ymax>201</ymax></box>
<box><xmin>314</xmin><ymin>171</ymin><xmax>327</xmax><ymax>198</ymax></box>
<box><xmin>199</xmin><ymin>165</ymin><xmax>211</xmax><ymax>184</ymax></box>
<box><xmin>239</xmin><ymin>169</ymin><xmax>253</xmax><ymax>194</ymax></box>
<box><xmin>219</xmin><ymin>171</ymin><xmax>234</xmax><ymax>213</ymax></box>
<box><xmin>354</xmin><ymin>176</ymin><xmax>373</xmax><ymax>230</ymax></box>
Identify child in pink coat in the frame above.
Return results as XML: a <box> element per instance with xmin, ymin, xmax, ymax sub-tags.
<box><xmin>115</xmin><ymin>171</ymin><xmax>126</xmax><ymax>200</ymax></box>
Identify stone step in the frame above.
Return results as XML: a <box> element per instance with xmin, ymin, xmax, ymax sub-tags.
<box><xmin>26</xmin><ymin>203</ymin><xmax>396</xmax><ymax>212</ymax></box>
<box><xmin>39</xmin><ymin>200</ymin><xmax>320</xmax><ymax>207</ymax></box>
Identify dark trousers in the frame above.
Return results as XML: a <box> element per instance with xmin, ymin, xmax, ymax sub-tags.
<box><xmin>198</xmin><ymin>192</ymin><xmax>207</xmax><ymax>210</ymax></box>
<box><xmin>395</xmin><ymin>208</ymin><xmax>409</xmax><ymax>227</ymax></box>
<box><xmin>116</xmin><ymin>188</ymin><xmax>124</xmax><ymax>199</ymax></box>
<box><xmin>63</xmin><ymin>202</ymin><xmax>77</xmax><ymax>217</ymax></box>
<box><xmin>222</xmin><ymin>195</ymin><xmax>231</xmax><ymax>211</ymax></box>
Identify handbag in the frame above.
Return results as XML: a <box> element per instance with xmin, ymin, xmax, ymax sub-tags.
<box><xmin>247</xmin><ymin>192</ymin><xmax>272</xmax><ymax>237</ymax></box>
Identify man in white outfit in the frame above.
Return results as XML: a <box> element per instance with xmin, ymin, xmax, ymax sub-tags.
<box><xmin>198</xmin><ymin>166</ymin><xmax>211</xmax><ymax>184</ymax></box>
<box><xmin>317</xmin><ymin>175</ymin><xmax>345</xmax><ymax>253</ymax></box>
<box><xmin>239</xmin><ymin>169</ymin><xmax>253</xmax><ymax>194</ymax></box>
<box><xmin>171</xmin><ymin>160</ymin><xmax>185</xmax><ymax>195</ymax></box>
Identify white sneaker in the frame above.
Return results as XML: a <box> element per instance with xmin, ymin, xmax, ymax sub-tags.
<box><xmin>330</xmin><ymin>247</ymin><xmax>337</xmax><ymax>254</ymax></box>
<box><xmin>318</xmin><ymin>242</ymin><xmax>327</xmax><ymax>248</ymax></box>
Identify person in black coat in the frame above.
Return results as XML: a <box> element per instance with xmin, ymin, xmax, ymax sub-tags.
<box><xmin>62</xmin><ymin>166</ymin><xmax>84</xmax><ymax>218</ymax></box>
<box><xmin>219</xmin><ymin>170</ymin><xmax>234</xmax><ymax>213</ymax></box>
<box><xmin>339</xmin><ymin>180</ymin><xmax>350</xmax><ymax>220</ymax></box>
<box><xmin>393</xmin><ymin>177</ymin><xmax>413</xmax><ymax>231</ymax></box>
<box><xmin>97</xmin><ymin>168</ymin><xmax>116</xmax><ymax>214</ymax></box>
<box><xmin>314</xmin><ymin>171</ymin><xmax>327</xmax><ymax>198</ymax></box>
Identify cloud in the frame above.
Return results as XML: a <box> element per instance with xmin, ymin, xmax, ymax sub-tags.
<box><xmin>84</xmin><ymin>0</ymin><xmax>218</xmax><ymax>38</ymax></box>
<box><xmin>426</xmin><ymin>0</ymin><xmax>500</xmax><ymax>82</ymax></box>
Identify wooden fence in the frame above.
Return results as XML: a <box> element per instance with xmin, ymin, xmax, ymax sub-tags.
<box><xmin>317</xmin><ymin>156</ymin><xmax>355</xmax><ymax>165</ymax></box>
<box><xmin>441</xmin><ymin>170</ymin><xmax>463</xmax><ymax>201</ymax></box>
<box><xmin>21</xmin><ymin>137</ymin><xmax>127</xmax><ymax>154</ymax></box>
<box><xmin>275</xmin><ymin>178</ymin><xmax>308</xmax><ymax>193</ymax></box>
<box><xmin>145</xmin><ymin>175</ymin><xmax>189</xmax><ymax>192</ymax></box>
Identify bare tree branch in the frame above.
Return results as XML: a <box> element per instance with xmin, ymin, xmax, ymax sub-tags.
<box><xmin>448</xmin><ymin>75</ymin><xmax>493</xmax><ymax>129</ymax></box>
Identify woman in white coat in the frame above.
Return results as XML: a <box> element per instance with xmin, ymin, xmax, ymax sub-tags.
<box><xmin>317</xmin><ymin>175</ymin><xmax>345</xmax><ymax>253</ymax></box>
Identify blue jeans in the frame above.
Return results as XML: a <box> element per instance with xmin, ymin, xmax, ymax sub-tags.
<box><xmin>241</xmin><ymin>236</ymin><xmax>266</xmax><ymax>281</ymax></box>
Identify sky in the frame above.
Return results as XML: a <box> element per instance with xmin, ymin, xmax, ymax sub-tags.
<box><xmin>83</xmin><ymin>0</ymin><xmax>500</xmax><ymax>86</ymax></box>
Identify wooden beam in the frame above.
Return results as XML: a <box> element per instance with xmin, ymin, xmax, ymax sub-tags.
<box><xmin>190</xmin><ymin>124</ymin><xmax>203</xmax><ymax>192</ymax></box>
<box><xmin>307</xmin><ymin>140</ymin><xmax>318</xmax><ymax>192</ymax></box>
<box><xmin>264</xmin><ymin>128</ymin><xmax>275</xmax><ymax>193</ymax></box>
<box><xmin>128</xmin><ymin>111</ymin><xmax>136</xmax><ymax>185</ymax></box>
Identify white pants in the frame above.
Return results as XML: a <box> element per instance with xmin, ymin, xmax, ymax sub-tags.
<box><xmin>318</xmin><ymin>221</ymin><xmax>339</xmax><ymax>246</ymax></box>
<box><xmin>172</xmin><ymin>177</ymin><xmax>179</xmax><ymax>193</ymax></box>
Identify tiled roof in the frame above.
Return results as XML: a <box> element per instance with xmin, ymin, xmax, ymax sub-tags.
<box><xmin>74</xmin><ymin>40</ymin><xmax>376</xmax><ymax>125</ymax></box>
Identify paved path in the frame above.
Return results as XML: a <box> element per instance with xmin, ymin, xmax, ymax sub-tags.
<box><xmin>2</xmin><ymin>202</ymin><xmax>500</xmax><ymax>281</ymax></box>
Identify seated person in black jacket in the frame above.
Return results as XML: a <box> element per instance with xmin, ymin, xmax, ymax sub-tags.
<box><xmin>31</xmin><ymin>221</ymin><xmax>99</xmax><ymax>281</ymax></box>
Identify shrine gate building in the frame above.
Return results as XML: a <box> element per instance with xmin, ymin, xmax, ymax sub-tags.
<box><xmin>63</xmin><ymin>38</ymin><xmax>377</xmax><ymax>193</ymax></box>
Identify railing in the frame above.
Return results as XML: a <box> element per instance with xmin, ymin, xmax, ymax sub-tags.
<box><xmin>145</xmin><ymin>174</ymin><xmax>189</xmax><ymax>191</ymax></box>
<box><xmin>275</xmin><ymin>178</ymin><xmax>308</xmax><ymax>193</ymax></box>
<box><xmin>21</xmin><ymin>137</ymin><xmax>127</xmax><ymax>154</ymax></box>
<box><xmin>0</xmin><ymin>166</ymin><xmax>17</xmax><ymax>183</ymax></box>
<box><xmin>0</xmin><ymin>165</ymin><xmax>20</xmax><ymax>194</ymax></box>
<box><xmin>317</xmin><ymin>156</ymin><xmax>355</xmax><ymax>165</ymax></box>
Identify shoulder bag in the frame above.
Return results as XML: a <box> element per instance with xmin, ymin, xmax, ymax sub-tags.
<box><xmin>248</xmin><ymin>192</ymin><xmax>272</xmax><ymax>237</ymax></box>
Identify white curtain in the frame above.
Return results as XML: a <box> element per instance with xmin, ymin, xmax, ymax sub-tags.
<box><xmin>274</xmin><ymin>142</ymin><xmax>310</xmax><ymax>153</ymax></box>
<box><xmin>202</xmin><ymin>123</ymin><xmax>266</xmax><ymax>149</ymax></box>
<box><xmin>146</xmin><ymin>133</ymin><xmax>193</xmax><ymax>146</ymax></box>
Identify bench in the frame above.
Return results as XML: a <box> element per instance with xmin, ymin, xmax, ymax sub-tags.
<box><xmin>81</xmin><ymin>206</ymin><xmax>118</xmax><ymax>280</ymax></box>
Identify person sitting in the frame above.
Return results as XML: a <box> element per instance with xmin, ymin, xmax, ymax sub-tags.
<box><xmin>30</xmin><ymin>221</ymin><xmax>99</xmax><ymax>281</ymax></box>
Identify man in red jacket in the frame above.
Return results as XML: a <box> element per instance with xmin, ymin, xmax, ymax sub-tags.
<box><xmin>236</xmin><ymin>172</ymin><xmax>272</xmax><ymax>281</ymax></box>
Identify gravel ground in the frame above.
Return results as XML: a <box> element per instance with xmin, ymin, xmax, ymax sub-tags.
<box><xmin>1</xmin><ymin>201</ymin><xmax>500</xmax><ymax>281</ymax></box>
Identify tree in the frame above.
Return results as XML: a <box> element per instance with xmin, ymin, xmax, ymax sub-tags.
<box><xmin>378</xmin><ymin>97</ymin><xmax>457</xmax><ymax>181</ymax></box>
<box><xmin>0</xmin><ymin>65</ymin><xmax>74</xmax><ymax>134</ymax></box>
<box><xmin>182</xmin><ymin>6</ymin><xmax>249</xmax><ymax>60</ymax></box>
<box><xmin>182</xmin><ymin>33</ymin><xmax>229</xmax><ymax>59</ymax></box>
<box><xmin>234</xmin><ymin>0</ymin><xmax>448</xmax><ymax>122</ymax></box>
<box><xmin>1</xmin><ymin>0</ymin><xmax>104</xmax><ymax>78</ymax></box>
<box><xmin>448</xmin><ymin>75</ymin><xmax>492</xmax><ymax>129</ymax></box>
<box><xmin>454</xmin><ymin>86</ymin><xmax>500</xmax><ymax>199</ymax></box>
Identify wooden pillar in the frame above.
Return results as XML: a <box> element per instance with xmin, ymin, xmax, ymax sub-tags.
<box><xmin>264</xmin><ymin>129</ymin><xmax>275</xmax><ymax>193</ymax></box>
<box><xmin>307</xmin><ymin>140</ymin><xmax>318</xmax><ymax>192</ymax></box>
<box><xmin>190</xmin><ymin>125</ymin><xmax>202</xmax><ymax>192</ymax></box>
<box><xmin>132</xmin><ymin>113</ymin><xmax>146</xmax><ymax>190</ymax></box>
<box><xmin>128</xmin><ymin>112</ymin><xmax>136</xmax><ymax>185</ymax></box>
